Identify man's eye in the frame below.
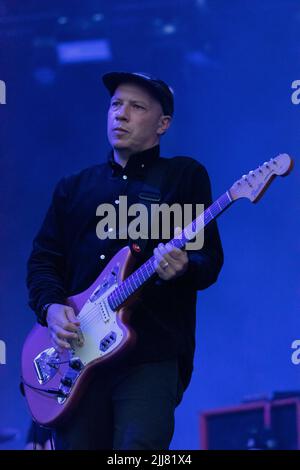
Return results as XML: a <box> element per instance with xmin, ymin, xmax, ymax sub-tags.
<box><xmin>111</xmin><ymin>101</ymin><xmax>121</xmax><ymax>107</ymax></box>
<box><xmin>133</xmin><ymin>104</ymin><xmax>145</xmax><ymax>110</ymax></box>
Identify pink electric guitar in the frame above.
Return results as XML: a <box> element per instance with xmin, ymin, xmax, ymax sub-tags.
<box><xmin>21</xmin><ymin>154</ymin><xmax>293</xmax><ymax>426</ymax></box>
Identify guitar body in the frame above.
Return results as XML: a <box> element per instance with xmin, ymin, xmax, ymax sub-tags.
<box><xmin>21</xmin><ymin>246</ymin><xmax>138</xmax><ymax>427</ymax></box>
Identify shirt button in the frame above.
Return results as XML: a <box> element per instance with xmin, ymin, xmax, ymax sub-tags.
<box><xmin>141</xmin><ymin>164</ymin><xmax>145</xmax><ymax>168</ymax></box>
<box><xmin>100</xmin><ymin>254</ymin><xmax>105</xmax><ymax>260</ymax></box>
<box><xmin>122</xmin><ymin>175</ymin><xmax>127</xmax><ymax>180</ymax></box>
<box><xmin>115</xmin><ymin>199</ymin><xmax>119</xmax><ymax>204</ymax></box>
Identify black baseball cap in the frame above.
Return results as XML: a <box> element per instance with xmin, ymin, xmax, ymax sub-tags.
<box><xmin>102</xmin><ymin>71</ymin><xmax>174</xmax><ymax>116</ymax></box>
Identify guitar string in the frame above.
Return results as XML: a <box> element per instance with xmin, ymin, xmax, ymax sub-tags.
<box><xmin>75</xmin><ymin>256</ymin><xmax>157</xmax><ymax>329</ymax></box>
<box><xmin>74</xmin><ymin>261</ymin><xmax>157</xmax><ymax>331</ymax></box>
<box><xmin>74</xmin><ymin>246</ymin><xmax>186</xmax><ymax>331</ymax></box>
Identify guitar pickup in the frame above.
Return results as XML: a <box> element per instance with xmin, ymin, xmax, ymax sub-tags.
<box><xmin>99</xmin><ymin>331</ymin><xmax>117</xmax><ymax>352</ymax></box>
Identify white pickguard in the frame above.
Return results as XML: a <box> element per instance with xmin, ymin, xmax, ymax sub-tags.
<box><xmin>72</xmin><ymin>284</ymin><xmax>124</xmax><ymax>365</ymax></box>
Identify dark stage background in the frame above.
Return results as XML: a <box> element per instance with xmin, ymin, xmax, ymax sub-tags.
<box><xmin>0</xmin><ymin>0</ymin><xmax>299</xmax><ymax>449</ymax></box>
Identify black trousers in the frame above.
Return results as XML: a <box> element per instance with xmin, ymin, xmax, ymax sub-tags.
<box><xmin>54</xmin><ymin>359</ymin><xmax>184</xmax><ymax>450</ymax></box>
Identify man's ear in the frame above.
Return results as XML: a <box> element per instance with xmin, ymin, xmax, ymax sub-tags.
<box><xmin>157</xmin><ymin>115</ymin><xmax>172</xmax><ymax>136</ymax></box>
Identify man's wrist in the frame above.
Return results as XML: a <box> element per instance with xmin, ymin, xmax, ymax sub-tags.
<box><xmin>39</xmin><ymin>303</ymin><xmax>53</xmax><ymax>327</ymax></box>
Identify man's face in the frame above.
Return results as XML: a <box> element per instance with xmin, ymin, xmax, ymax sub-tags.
<box><xmin>107</xmin><ymin>82</ymin><xmax>171</xmax><ymax>155</ymax></box>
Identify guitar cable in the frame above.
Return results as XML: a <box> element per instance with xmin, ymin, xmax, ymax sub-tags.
<box><xmin>50</xmin><ymin>433</ymin><xmax>55</xmax><ymax>450</ymax></box>
<box><xmin>20</xmin><ymin>378</ymin><xmax>66</xmax><ymax>398</ymax></box>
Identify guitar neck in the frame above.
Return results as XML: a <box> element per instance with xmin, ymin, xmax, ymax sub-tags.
<box><xmin>107</xmin><ymin>191</ymin><xmax>233</xmax><ymax>311</ymax></box>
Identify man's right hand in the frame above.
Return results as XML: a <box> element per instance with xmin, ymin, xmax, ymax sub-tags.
<box><xmin>46</xmin><ymin>303</ymin><xmax>80</xmax><ymax>353</ymax></box>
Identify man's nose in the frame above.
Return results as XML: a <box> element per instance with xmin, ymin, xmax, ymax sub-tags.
<box><xmin>115</xmin><ymin>104</ymin><xmax>129</xmax><ymax>121</ymax></box>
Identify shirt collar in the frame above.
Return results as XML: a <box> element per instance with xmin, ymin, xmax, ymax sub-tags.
<box><xmin>107</xmin><ymin>144</ymin><xmax>160</xmax><ymax>177</ymax></box>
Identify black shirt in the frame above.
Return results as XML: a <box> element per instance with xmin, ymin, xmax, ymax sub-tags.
<box><xmin>26</xmin><ymin>144</ymin><xmax>223</xmax><ymax>389</ymax></box>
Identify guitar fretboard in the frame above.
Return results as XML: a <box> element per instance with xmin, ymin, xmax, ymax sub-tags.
<box><xmin>107</xmin><ymin>191</ymin><xmax>232</xmax><ymax>310</ymax></box>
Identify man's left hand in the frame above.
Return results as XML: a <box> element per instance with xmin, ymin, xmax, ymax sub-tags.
<box><xmin>154</xmin><ymin>227</ymin><xmax>188</xmax><ymax>281</ymax></box>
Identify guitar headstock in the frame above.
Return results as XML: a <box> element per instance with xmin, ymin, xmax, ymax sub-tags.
<box><xmin>229</xmin><ymin>153</ymin><xmax>294</xmax><ymax>203</ymax></box>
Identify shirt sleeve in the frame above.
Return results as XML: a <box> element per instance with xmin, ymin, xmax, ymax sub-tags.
<box><xmin>26</xmin><ymin>178</ymin><xmax>68</xmax><ymax>325</ymax></box>
<box><xmin>177</xmin><ymin>159</ymin><xmax>224</xmax><ymax>291</ymax></box>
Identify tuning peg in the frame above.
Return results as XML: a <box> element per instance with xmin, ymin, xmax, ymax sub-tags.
<box><xmin>270</xmin><ymin>158</ymin><xmax>277</xmax><ymax>165</ymax></box>
<box><xmin>249</xmin><ymin>170</ymin><xmax>256</xmax><ymax>177</ymax></box>
<box><xmin>263</xmin><ymin>161</ymin><xmax>270</xmax><ymax>169</ymax></box>
<box><xmin>242</xmin><ymin>175</ymin><xmax>252</xmax><ymax>187</ymax></box>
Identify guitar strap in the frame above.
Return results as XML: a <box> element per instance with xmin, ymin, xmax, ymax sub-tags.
<box><xmin>128</xmin><ymin>158</ymin><xmax>167</xmax><ymax>260</ymax></box>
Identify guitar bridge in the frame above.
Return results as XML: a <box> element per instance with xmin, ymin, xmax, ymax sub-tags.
<box><xmin>33</xmin><ymin>347</ymin><xmax>60</xmax><ymax>384</ymax></box>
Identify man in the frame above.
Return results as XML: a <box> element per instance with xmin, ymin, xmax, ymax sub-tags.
<box><xmin>27</xmin><ymin>72</ymin><xmax>223</xmax><ymax>450</ymax></box>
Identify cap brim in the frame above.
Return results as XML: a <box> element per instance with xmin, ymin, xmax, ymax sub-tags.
<box><xmin>102</xmin><ymin>72</ymin><xmax>154</xmax><ymax>96</ymax></box>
